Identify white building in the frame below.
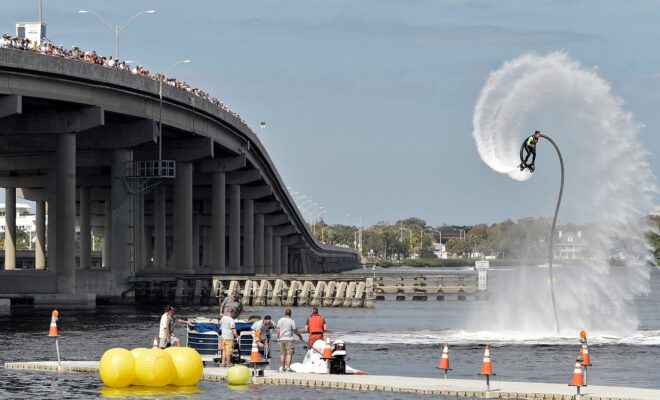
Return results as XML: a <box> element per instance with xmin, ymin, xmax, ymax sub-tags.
<box><xmin>0</xmin><ymin>203</ymin><xmax>36</xmax><ymax>236</ymax></box>
<box><xmin>553</xmin><ymin>230</ymin><xmax>588</xmax><ymax>260</ymax></box>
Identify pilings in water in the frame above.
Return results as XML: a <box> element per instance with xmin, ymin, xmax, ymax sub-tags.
<box><xmin>211</xmin><ymin>277</ymin><xmax>375</xmax><ymax>308</ymax></box>
<box><xmin>133</xmin><ymin>269</ymin><xmax>486</xmax><ymax>306</ymax></box>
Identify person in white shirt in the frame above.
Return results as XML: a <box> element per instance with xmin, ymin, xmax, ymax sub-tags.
<box><xmin>158</xmin><ymin>305</ymin><xmax>187</xmax><ymax>349</ymax></box>
<box><xmin>220</xmin><ymin>308</ymin><xmax>238</xmax><ymax>366</ymax></box>
<box><xmin>276</xmin><ymin>308</ymin><xmax>303</xmax><ymax>372</ymax></box>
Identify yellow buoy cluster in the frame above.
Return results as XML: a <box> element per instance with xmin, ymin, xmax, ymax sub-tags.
<box><xmin>99</xmin><ymin>347</ymin><xmax>203</xmax><ymax>388</ymax></box>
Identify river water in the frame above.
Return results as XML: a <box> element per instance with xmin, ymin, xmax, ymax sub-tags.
<box><xmin>1</xmin><ymin>266</ymin><xmax>659</xmax><ymax>399</ymax></box>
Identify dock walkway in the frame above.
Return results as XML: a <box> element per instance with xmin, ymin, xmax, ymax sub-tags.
<box><xmin>5</xmin><ymin>361</ymin><xmax>660</xmax><ymax>400</ymax></box>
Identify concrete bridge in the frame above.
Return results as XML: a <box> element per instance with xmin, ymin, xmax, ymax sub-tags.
<box><xmin>0</xmin><ymin>48</ymin><xmax>359</xmax><ymax>304</ymax></box>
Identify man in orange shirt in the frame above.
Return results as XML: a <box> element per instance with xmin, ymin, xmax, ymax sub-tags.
<box><xmin>304</xmin><ymin>307</ymin><xmax>328</xmax><ymax>348</ymax></box>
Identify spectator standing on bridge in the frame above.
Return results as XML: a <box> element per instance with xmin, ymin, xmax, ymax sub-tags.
<box><xmin>304</xmin><ymin>307</ymin><xmax>328</xmax><ymax>347</ymax></box>
<box><xmin>220</xmin><ymin>289</ymin><xmax>243</xmax><ymax>319</ymax></box>
<box><xmin>220</xmin><ymin>308</ymin><xmax>238</xmax><ymax>367</ymax></box>
<box><xmin>159</xmin><ymin>305</ymin><xmax>187</xmax><ymax>349</ymax></box>
<box><xmin>276</xmin><ymin>308</ymin><xmax>304</xmax><ymax>372</ymax></box>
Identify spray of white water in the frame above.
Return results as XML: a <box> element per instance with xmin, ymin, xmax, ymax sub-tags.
<box><xmin>471</xmin><ymin>52</ymin><xmax>657</xmax><ymax>335</ymax></box>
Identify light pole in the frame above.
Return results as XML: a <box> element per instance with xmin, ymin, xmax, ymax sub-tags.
<box><xmin>260</xmin><ymin>121</ymin><xmax>266</xmax><ymax>142</ymax></box>
<box><xmin>78</xmin><ymin>9</ymin><xmax>156</xmax><ymax>60</ymax></box>
<box><xmin>347</xmin><ymin>214</ymin><xmax>363</xmax><ymax>256</ymax></box>
<box><xmin>158</xmin><ymin>59</ymin><xmax>191</xmax><ymax>170</ymax></box>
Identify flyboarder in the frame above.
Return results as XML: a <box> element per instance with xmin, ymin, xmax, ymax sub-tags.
<box><xmin>520</xmin><ymin>130</ymin><xmax>541</xmax><ymax>172</ymax></box>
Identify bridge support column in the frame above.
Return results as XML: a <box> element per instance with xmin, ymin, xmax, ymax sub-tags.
<box><xmin>281</xmin><ymin>244</ymin><xmax>289</xmax><ymax>274</ymax></box>
<box><xmin>242</xmin><ymin>198</ymin><xmax>254</xmax><ymax>274</ymax></box>
<box><xmin>110</xmin><ymin>149</ymin><xmax>132</xmax><ymax>285</ymax></box>
<box><xmin>102</xmin><ymin>200</ymin><xmax>111</xmax><ymax>267</ymax></box>
<box><xmin>254</xmin><ymin>213</ymin><xmax>264</xmax><ymax>274</ymax></box>
<box><xmin>35</xmin><ymin>200</ymin><xmax>46</xmax><ymax>269</ymax></box>
<box><xmin>212</xmin><ymin>172</ymin><xmax>226</xmax><ymax>273</ymax></box>
<box><xmin>137</xmin><ymin>193</ymin><xmax>146</xmax><ymax>270</ymax></box>
<box><xmin>299</xmin><ymin>247</ymin><xmax>309</xmax><ymax>274</ymax></box>
<box><xmin>174</xmin><ymin>162</ymin><xmax>193</xmax><ymax>271</ymax></box>
<box><xmin>79</xmin><ymin>186</ymin><xmax>91</xmax><ymax>269</ymax></box>
<box><xmin>56</xmin><ymin>133</ymin><xmax>76</xmax><ymax>292</ymax></box>
<box><xmin>144</xmin><ymin>226</ymin><xmax>153</xmax><ymax>269</ymax></box>
<box><xmin>153</xmin><ymin>185</ymin><xmax>166</xmax><ymax>269</ymax></box>
<box><xmin>4</xmin><ymin>187</ymin><xmax>16</xmax><ymax>270</ymax></box>
<box><xmin>272</xmin><ymin>236</ymin><xmax>281</xmax><ymax>274</ymax></box>
<box><xmin>264</xmin><ymin>226</ymin><xmax>273</xmax><ymax>274</ymax></box>
<box><xmin>192</xmin><ymin>211</ymin><xmax>200</xmax><ymax>267</ymax></box>
<box><xmin>228</xmin><ymin>184</ymin><xmax>240</xmax><ymax>273</ymax></box>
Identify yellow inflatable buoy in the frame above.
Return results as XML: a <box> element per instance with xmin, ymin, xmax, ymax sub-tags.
<box><xmin>99</xmin><ymin>348</ymin><xmax>135</xmax><ymax>388</ymax></box>
<box><xmin>227</xmin><ymin>365</ymin><xmax>250</xmax><ymax>386</ymax></box>
<box><xmin>134</xmin><ymin>348</ymin><xmax>175</xmax><ymax>387</ymax></box>
<box><xmin>129</xmin><ymin>347</ymin><xmax>149</xmax><ymax>385</ymax></box>
<box><xmin>164</xmin><ymin>347</ymin><xmax>204</xmax><ymax>386</ymax></box>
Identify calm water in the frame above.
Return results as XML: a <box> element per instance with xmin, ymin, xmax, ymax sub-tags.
<box><xmin>1</xmin><ymin>266</ymin><xmax>660</xmax><ymax>399</ymax></box>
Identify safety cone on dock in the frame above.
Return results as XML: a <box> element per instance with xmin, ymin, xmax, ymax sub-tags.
<box><xmin>479</xmin><ymin>345</ymin><xmax>495</xmax><ymax>392</ymax></box>
<box><xmin>322</xmin><ymin>336</ymin><xmax>333</xmax><ymax>359</ymax></box>
<box><xmin>250</xmin><ymin>339</ymin><xmax>261</xmax><ymax>362</ymax></box>
<box><xmin>569</xmin><ymin>359</ymin><xmax>585</xmax><ymax>388</ymax></box>
<box><xmin>437</xmin><ymin>342</ymin><xmax>451</xmax><ymax>379</ymax></box>
<box><xmin>579</xmin><ymin>342</ymin><xmax>592</xmax><ymax>367</ymax></box>
<box><xmin>48</xmin><ymin>310</ymin><xmax>59</xmax><ymax>337</ymax></box>
<box><xmin>152</xmin><ymin>336</ymin><xmax>159</xmax><ymax>349</ymax></box>
<box><xmin>480</xmin><ymin>345</ymin><xmax>494</xmax><ymax>376</ymax></box>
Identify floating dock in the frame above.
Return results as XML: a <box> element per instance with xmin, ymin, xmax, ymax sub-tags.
<box><xmin>5</xmin><ymin>361</ymin><xmax>660</xmax><ymax>400</ymax></box>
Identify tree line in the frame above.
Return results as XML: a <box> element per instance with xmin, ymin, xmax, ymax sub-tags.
<box><xmin>312</xmin><ymin>216</ymin><xmax>660</xmax><ymax>263</ymax></box>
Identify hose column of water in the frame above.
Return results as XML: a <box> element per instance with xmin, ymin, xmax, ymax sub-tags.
<box><xmin>540</xmin><ymin>133</ymin><xmax>563</xmax><ymax>333</ymax></box>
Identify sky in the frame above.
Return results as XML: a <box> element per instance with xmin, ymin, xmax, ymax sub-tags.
<box><xmin>2</xmin><ymin>0</ymin><xmax>660</xmax><ymax>227</ymax></box>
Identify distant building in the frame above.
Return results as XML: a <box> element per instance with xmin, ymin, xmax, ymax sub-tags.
<box><xmin>0</xmin><ymin>203</ymin><xmax>36</xmax><ymax>235</ymax></box>
<box><xmin>553</xmin><ymin>230</ymin><xmax>588</xmax><ymax>260</ymax></box>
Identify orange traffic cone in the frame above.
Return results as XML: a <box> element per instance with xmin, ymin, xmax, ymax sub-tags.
<box><xmin>48</xmin><ymin>310</ymin><xmax>59</xmax><ymax>337</ymax></box>
<box><xmin>152</xmin><ymin>336</ymin><xmax>159</xmax><ymax>349</ymax></box>
<box><xmin>579</xmin><ymin>343</ymin><xmax>592</xmax><ymax>366</ymax></box>
<box><xmin>250</xmin><ymin>339</ymin><xmax>261</xmax><ymax>362</ymax></box>
<box><xmin>570</xmin><ymin>359</ymin><xmax>585</xmax><ymax>387</ymax></box>
<box><xmin>437</xmin><ymin>342</ymin><xmax>451</xmax><ymax>379</ymax></box>
<box><xmin>480</xmin><ymin>345</ymin><xmax>493</xmax><ymax>375</ymax></box>
<box><xmin>322</xmin><ymin>336</ymin><xmax>333</xmax><ymax>359</ymax></box>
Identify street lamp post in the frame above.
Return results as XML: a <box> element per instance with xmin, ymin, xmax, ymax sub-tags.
<box><xmin>260</xmin><ymin>122</ymin><xmax>266</xmax><ymax>142</ymax></box>
<box><xmin>347</xmin><ymin>214</ymin><xmax>363</xmax><ymax>256</ymax></box>
<box><xmin>78</xmin><ymin>9</ymin><xmax>156</xmax><ymax>60</ymax></box>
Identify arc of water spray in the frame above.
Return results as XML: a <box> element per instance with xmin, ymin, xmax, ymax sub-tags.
<box><xmin>539</xmin><ymin>133</ymin><xmax>563</xmax><ymax>333</ymax></box>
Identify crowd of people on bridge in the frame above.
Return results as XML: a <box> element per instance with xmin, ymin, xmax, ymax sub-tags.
<box><xmin>0</xmin><ymin>33</ymin><xmax>246</xmax><ymax>125</ymax></box>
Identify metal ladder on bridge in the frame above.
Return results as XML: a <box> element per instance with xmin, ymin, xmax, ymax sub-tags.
<box><xmin>124</xmin><ymin>160</ymin><xmax>176</xmax><ymax>276</ymax></box>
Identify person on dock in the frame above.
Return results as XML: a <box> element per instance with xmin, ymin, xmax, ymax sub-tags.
<box><xmin>251</xmin><ymin>315</ymin><xmax>275</xmax><ymax>357</ymax></box>
<box><xmin>276</xmin><ymin>308</ymin><xmax>304</xmax><ymax>372</ymax></box>
<box><xmin>220</xmin><ymin>289</ymin><xmax>243</xmax><ymax>319</ymax></box>
<box><xmin>304</xmin><ymin>307</ymin><xmax>328</xmax><ymax>347</ymax></box>
<box><xmin>158</xmin><ymin>305</ymin><xmax>187</xmax><ymax>349</ymax></box>
<box><xmin>220</xmin><ymin>308</ymin><xmax>238</xmax><ymax>366</ymax></box>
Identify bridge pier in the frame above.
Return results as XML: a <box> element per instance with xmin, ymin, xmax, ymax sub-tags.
<box><xmin>4</xmin><ymin>187</ymin><xmax>16</xmax><ymax>270</ymax></box>
<box><xmin>228</xmin><ymin>184</ymin><xmax>240</xmax><ymax>274</ymax></box>
<box><xmin>174</xmin><ymin>162</ymin><xmax>193</xmax><ymax>271</ymax></box>
<box><xmin>211</xmin><ymin>172</ymin><xmax>225</xmax><ymax>273</ymax></box>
